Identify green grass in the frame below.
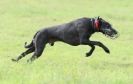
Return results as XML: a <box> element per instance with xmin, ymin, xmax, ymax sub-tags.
<box><xmin>0</xmin><ymin>0</ymin><xmax>133</xmax><ymax>84</ymax></box>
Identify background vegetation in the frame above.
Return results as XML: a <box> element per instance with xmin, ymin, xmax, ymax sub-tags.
<box><xmin>0</xmin><ymin>0</ymin><xmax>133</xmax><ymax>84</ymax></box>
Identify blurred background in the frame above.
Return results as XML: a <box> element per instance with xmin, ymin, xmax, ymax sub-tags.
<box><xmin>0</xmin><ymin>0</ymin><xmax>133</xmax><ymax>84</ymax></box>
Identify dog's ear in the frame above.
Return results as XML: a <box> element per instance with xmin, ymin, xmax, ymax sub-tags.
<box><xmin>95</xmin><ymin>16</ymin><xmax>100</xmax><ymax>20</ymax></box>
<box><xmin>97</xmin><ymin>16</ymin><xmax>102</xmax><ymax>21</ymax></box>
<box><xmin>97</xmin><ymin>16</ymin><xmax>100</xmax><ymax>19</ymax></box>
<box><xmin>97</xmin><ymin>16</ymin><xmax>102</xmax><ymax>24</ymax></box>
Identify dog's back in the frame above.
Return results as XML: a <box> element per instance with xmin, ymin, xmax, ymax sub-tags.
<box><xmin>42</xmin><ymin>17</ymin><xmax>91</xmax><ymax>45</ymax></box>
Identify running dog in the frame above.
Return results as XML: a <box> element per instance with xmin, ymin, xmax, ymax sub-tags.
<box><xmin>12</xmin><ymin>17</ymin><xmax>119</xmax><ymax>62</ymax></box>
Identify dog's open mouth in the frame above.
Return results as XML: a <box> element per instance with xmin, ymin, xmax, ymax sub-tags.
<box><xmin>104</xmin><ymin>31</ymin><xmax>119</xmax><ymax>39</ymax></box>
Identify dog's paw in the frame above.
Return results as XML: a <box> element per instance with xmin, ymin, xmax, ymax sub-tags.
<box><xmin>86</xmin><ymin>52</ymin><xmax>92</xmax><ymax>57</ymax></box>
<box><xmin>105</xmin><ymin>48</ymin><xmax>110</xmax><ymax>54</ymax></box>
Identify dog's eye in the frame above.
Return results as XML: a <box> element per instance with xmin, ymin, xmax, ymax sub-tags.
<box><xmin>106</xmin><ymin>25</ymin><xmax>110</xmax><ymax>27</ymax></box>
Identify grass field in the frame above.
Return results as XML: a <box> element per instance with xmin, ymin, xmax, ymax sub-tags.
<box><xmin>0</xmin><ymin>0</ymin><xmax>133</xmax><ymax>84</ymax></box>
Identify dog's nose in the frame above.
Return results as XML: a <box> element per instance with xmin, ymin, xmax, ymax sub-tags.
<box><xmin>113</xmin><ymin>29</ymin><xmax>119</xmax><ymax>38</ymax></box>
<box><xmin>113</xmin><ymin>29</ymin><xmax>118</xmax><ymax>34</ymax></box>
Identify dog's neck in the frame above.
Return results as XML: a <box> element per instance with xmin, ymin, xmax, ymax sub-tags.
<box><xmin>91</xmin><ymin>18</ymin><xmax>100</xmax><ymax>32</ymax></box>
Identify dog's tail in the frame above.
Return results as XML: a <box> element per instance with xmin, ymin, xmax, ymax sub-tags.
<box><xmin>24</xmin><ymin>41</ymin><xmax>33</xmax><ymax>48</ymax></box>
<box><xmin>24</xmin><ymin>31</ymin><xmax>39</xmax><ymax>48</ymax></box>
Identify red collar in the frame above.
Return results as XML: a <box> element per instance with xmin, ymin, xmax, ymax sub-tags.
<box><xmin>91</xmin><ymin>18</ymin><xmax>100</xmax><ymax>31</ymax></box>
<box><xmin>94</xmin><ymin>19</ymin><xmax>100</xmax><ymax>30</ymax></box>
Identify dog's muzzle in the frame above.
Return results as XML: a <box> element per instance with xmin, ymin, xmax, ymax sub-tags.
<box><xmin>103</xmin><ymin>28</ymin><xmax>119</xmax><ymax>39</ymax></box>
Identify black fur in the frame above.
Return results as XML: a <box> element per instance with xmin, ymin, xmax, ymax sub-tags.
<box><xmin>12</xmin><ymin>17</ymin><xmax>118</xmax><ymax>62</ymax></box>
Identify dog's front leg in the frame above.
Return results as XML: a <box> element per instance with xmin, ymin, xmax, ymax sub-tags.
<box><xmin>80</xmin><ymin>38</ymin><xmax>110</xmax><ymax>55</ymax></box>
<box><xmin>86</xmin><ymin>44</ymin><xmax>95</xmax><ymax>57</ymax></box>
<box><xmin>80</xmin><ymin>39</ymin><xmax>95</xmax><ymax>56</ymax></box>
<box><xmin>79</xmin><ymin>33</ymin><xmax>96</xmax><ymax>56</ymax></box>
<box><xmin>89</xmin><ymin>41</ymin><xmax>110</xmax><ymax>54</ymax></box>
<box><xmin>79</xmin><ymin>32</ymin><xmax>109</xmax><ymax>56</ymax></box>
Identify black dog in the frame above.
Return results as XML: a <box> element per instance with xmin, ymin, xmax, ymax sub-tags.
<box><xmin>12</xmin><ymin>17</ymin><xmax>119</xmax><ymax>62</ymax></box>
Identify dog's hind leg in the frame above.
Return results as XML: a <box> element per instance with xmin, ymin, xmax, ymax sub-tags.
<box><xmin>27</xmin><ymin>36</ymin><xmax>48</xmax><ymax>62</ymax></box>
<box><xmin>12</xmin><ymin>47</ymin><xmax>35</xmax><ymax>62</ymax></box>
<box><xmin>27</xmin><ymin>42</ymin><xmax>46</xmax><ymax>63</ymax></box>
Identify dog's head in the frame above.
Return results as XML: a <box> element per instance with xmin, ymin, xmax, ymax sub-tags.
<box><xmin>93</xmin><ymin>16</ymin><xmax>119</xmax><ymax>39</ymax></box>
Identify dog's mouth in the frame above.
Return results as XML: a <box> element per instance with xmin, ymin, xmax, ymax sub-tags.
<box><xmin>103</xmin><ymin>30</ymin><xmax>119</xmax><ymax>39</ymax></box>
